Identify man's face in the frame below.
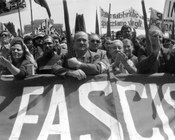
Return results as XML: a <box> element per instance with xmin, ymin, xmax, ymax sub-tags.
<box><xmin>43</xmin><ymin>37</ymin><xmax>54</xmax><ymax>55</ymax></box>
<box><xmin>122</xmin><ymin>28</ymin><xmax>132</xmax><ymax>39</ymax></box>
<box><xmin>104</xmin><ymin>39</ymin><xmax>111</xmax><ymax>51</ymax></box>
<box><xmin>89</xmin><ymin>35</ymin><xmax>101</xmax><ymax>51</ymax></box>
<box><xmin>35</xmin><ymin>37</ymin><xmax>43</xmax><ymax>46</ymax></box>
<box><xmin>25</xmin><ymin>40</ymin><xmax>33</xmax><ymax>50</ymax></box>
<box><xmin>149</xmin><ymin>30</ymin><xmax>163</xmax><ymax>45</ymax></box>
<box><xmin>109</xmin><ymin>42</ymin><xmax>124</xmax><ymax>59</ymax></box>
<box><xmin>73</xmin><ymin>32</ymin><xmax>89</xmax><ymax>53</ymax></box>
<box><xmin>0</xmin><ymin>32</ymin><xmax>10</xmax><ymax>44</ymax></box>
<box><xmin>123</xmin><ymin>39</ymin><xmax>133</xmax><ymax>58</ymax></box>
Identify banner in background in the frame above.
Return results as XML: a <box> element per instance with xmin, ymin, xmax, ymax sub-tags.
<box><xmin>0</xmin><ymin>0</ymin><xmax>26</xmax><ymax>17</ymax></box>
<box><xmin>0</xmin><ymin>74</ymin><xmax>175</xmax><ymax>140</ymax></box>
<box><xmin>149</xmin><ymin>7</ymin><xmax>163</xmax><ymax>29</ymax></box>
<box><xmin>100</xmin><ymin>7</ymin><xmax>144</xmax><ymax>30</ymax></box>
<box><xmin>163</xmin><ymin>0</ymin><xmax>175</xmax><ymax>35</ymax></box>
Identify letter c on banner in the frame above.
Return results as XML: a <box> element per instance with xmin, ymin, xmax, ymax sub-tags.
<box><xmin>79</xmin><ymin>81</ymin><xmax>124</xmax><ymax>140</ymax></box>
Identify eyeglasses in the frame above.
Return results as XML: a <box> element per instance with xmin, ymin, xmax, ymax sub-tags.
<box><xmin>91</xmin><ymin>39</ymin><xmax>101</xmax><ymax>43</ymax></box>
<box><xmin>1</xmin><ymin>34</ymin><xmax>8</xmax><ymax>37</ymax></box>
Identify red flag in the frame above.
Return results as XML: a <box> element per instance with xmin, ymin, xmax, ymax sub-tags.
<box><xmin>34</xmin><ymin>0</ymin><xmax>51</xmax><ymax>18</ymax></box>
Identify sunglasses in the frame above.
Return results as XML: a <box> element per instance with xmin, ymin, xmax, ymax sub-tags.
<box><xmin>1</xmin><ymin>34</ymin><xmax>8</xmax><ymax>37</ymax></box>
<box><xmin>91</xmin><ymin>39</ymin><xmax>100</xmax><ymax>43</ymax></box>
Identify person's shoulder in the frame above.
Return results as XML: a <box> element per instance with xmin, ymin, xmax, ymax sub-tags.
<box><xmin>97</xmin><ymin>49</ymin><xmax>107</xmax><ymax>54</ymax></box>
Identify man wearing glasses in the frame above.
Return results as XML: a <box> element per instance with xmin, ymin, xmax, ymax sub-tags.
<box><xmin>0</xmin><ymin>31</ymin><xmax>11</xmax><ymax>58</ymax></box>
<box><xmin>89</xmin><ymin>33</ymin><xmax>109</xmax><ymax>66</ymax></box>
<box><xmin>0</xmin><ymin>30</ymin><xmax>11</xmax><ymax>74</ymax></box>
<box><xmin>52</xmin><ymin>31</ymin><xmax>109</xmax><ymax>80</ymax></box>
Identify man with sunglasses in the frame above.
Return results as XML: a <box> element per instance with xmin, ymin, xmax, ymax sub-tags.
<box><xmin>0</xmin><ymin>31</ymin><xmax>11</xmax><ymax>57</ymax></box>
<box><xmin>52</xmin><ymin>31</ymin><xmax>109</xmax><ymax>80</ymax></box>
<box><xmin>89</xmin><ymin>33</ymin><xmax>109</xmax><ymax>67</ymax></box>
<box><xmin>0</xmin><ymin>30</ymin><xmax>11</xmax><ymax>74</ymax></box>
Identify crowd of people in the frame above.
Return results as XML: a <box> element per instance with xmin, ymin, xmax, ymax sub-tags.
<box><xmin>0</xmin><ymin>24</ymin><xmax>175</xmax><ymax>80</ymax></box>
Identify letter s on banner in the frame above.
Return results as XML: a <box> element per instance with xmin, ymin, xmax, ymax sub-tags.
<box><xmin>149</xmin><ymin>84</ymin><xmax>175</xmax><ymax>140</ymax></box>
<box><xmin>79</xmin><ymin>81</ymin><xmax>124</xmax><ymax>140</ymax></box>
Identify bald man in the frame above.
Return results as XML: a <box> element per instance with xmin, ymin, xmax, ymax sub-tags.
<box><xmin>52</xmin><ymin>31</ymin><xmax>109</xmax><ymax>80</ymax></box>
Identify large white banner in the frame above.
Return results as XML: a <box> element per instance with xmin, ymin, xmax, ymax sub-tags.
<box><xmin>163</xmin><ymin>0</ymin><xmax>175</xmax><ymax>20</ymax></box>
<box><xmin>100</xmin><ymin>7</ymin><xmax>144</xmax><ymax>30</ymax></box>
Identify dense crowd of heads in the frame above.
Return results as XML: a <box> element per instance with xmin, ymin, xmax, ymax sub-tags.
<box><xmin>0</xmin><ymin>23</ymin><xmax>175</xmax><ymax>80</ymax></box>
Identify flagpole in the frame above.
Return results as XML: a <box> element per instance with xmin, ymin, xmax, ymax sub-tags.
<box><xmin>17</xmin><ymin>1</ymin><xmax>23</xmax><ymax>36</ymax></box>
<box><xmin>141</xmin><ymin>0</ymin><xmax>152</xmax><ymax>55</ymax></box>
<box><xmin>63</xmin><ymin>0</ymin><xmax>73</xmax><ymax>57</ymax></box>
<box><xmin>29</xmin><ymin>0</ymin><xmax>34</xmax><ymax>36</ymax></box>
<box><xmin>99</xmin><ymin>6</ymin><xmax>102</xmax><ymax>35</ymax></box>
<box><xmin>172</xmin><ymin>20</ymin><xmax>174</xmax><ymax>39</ymax></box>
<box><xmin>106</xmin><ymin>3</ymin><xmax>111</xmax><ymax>38</ymax></box>
<box><xmin>95</xmin><ymin>8</ymin><xmax>100</xmax><ymax>35</ymax></box>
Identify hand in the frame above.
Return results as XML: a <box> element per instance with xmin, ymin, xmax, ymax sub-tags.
<box><xmin>67</xmin><ymin>57</ymin><xmax>82</xmax><ymax>69</ymax></box>
<box><xmin>0</xmin><ymin>56</ymin><xmax>10</xmax><ymax>67</ymax></box>
<box><xmin>115</xmin><ymin>52</ymin><xmax>128</xmax><ymax>64</ymax></box>
<box><xmin>152</xmin><ymin>35</ymin><xmax>161</xmax><ymax>55</ymax></box>
<box><xmin>67</xmin><ymin>69</ymin><xmax>86</xmax><ymax>80</ymax></box>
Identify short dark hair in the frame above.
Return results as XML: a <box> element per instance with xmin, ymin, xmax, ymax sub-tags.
<box><xmin>24</xmin><ymin>35</ymin><xmax>33</xmax><ymax>44</ymax></box>
<box><xmin>121</xmin><ymin>25</ymin><xmax>132</xmax><ymax>33</ymax></box>
<box><xmin>0</xmin><ymin>30</ymin><xmax>10</xmax><ymax>37</ymax></box>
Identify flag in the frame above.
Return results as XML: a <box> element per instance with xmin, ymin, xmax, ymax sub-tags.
<box><xmin>95</xmin><ymin>9</ymin><xmax>99</xmax><ymax>35</ymax></box>
<box><xmin>75</xmin><ymin>14</ymin><xmax>86</xmax><ymax>33</ymax></box>
<box><xmin>149</xmin><ymin>8</ymin><xmax>162</xmax><ymax>29</ymax></box>
<box><xmin>34</xmin><ymin>0</ymin><xmax>51</xmax><ymax>18</ymax></box>
<box><xmin>106</xmin><ymin>3</ymin><xmax>111</xmax><ymax>38</ymax></box>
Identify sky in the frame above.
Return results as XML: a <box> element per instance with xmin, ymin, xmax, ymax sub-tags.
<box><xmin>0</xmin><ymin>0</ymin><xmax>166</xmax><ymax>34</ymax></box>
